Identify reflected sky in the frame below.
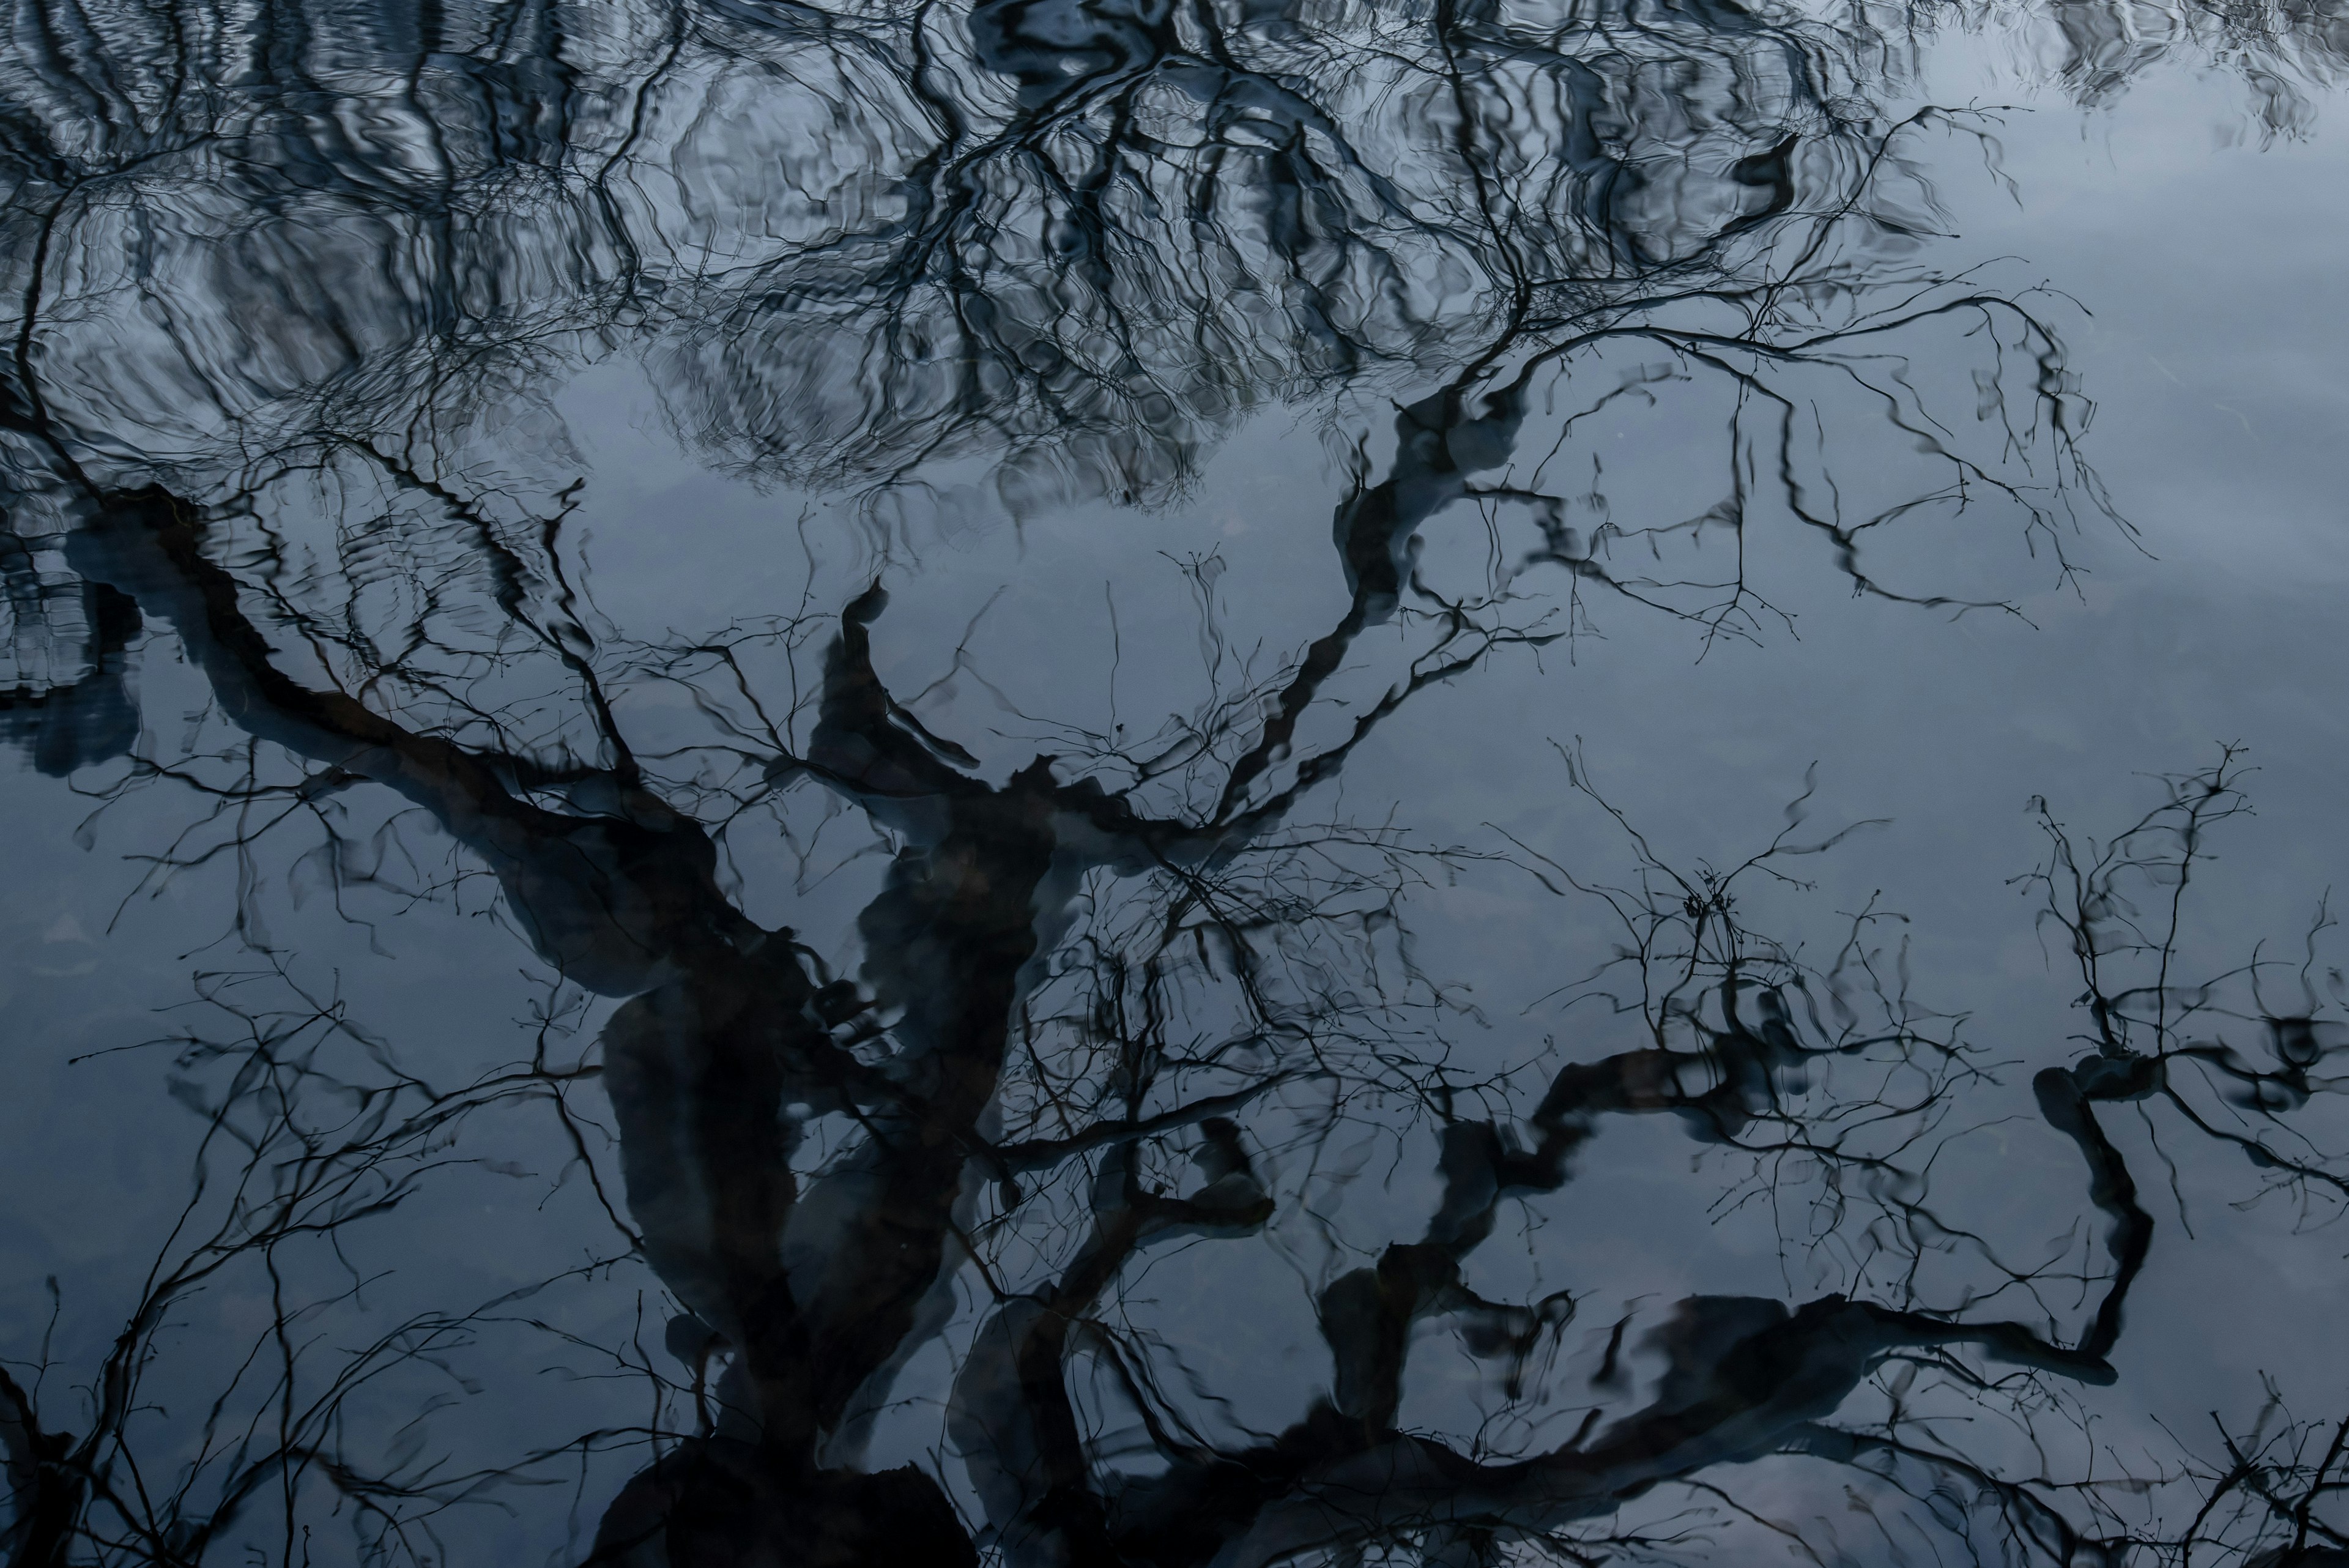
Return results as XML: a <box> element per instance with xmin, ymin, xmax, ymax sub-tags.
<box><xmin>2</xmin><ymin>0</ymin><xmax>2347</xmax><ymax>1564</ymax></box>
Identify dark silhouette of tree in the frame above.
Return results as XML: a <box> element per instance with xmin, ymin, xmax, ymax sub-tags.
<box><xmin>4</xmin><ymin>1</ymin><xmax>2348</xmax><ymax>1566</ymax></box>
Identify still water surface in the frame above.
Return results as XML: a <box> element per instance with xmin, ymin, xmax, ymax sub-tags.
<box><xmin>2</xmin><ymin>0</ymin><xmax>2348</xmax><ymax>1562</ymax></box>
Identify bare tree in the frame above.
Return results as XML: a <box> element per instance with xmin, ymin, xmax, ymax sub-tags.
<box><xmin>4</xmin><ymin>1</ymin><xmax>2347</xmax><ymax>1566</ymax></box>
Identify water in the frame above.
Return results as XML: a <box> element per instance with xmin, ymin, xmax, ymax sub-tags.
<box><xmin>2</xmin><ymin>1</ymin><xmax>2347</xmax><ymax>1564</ymax></box>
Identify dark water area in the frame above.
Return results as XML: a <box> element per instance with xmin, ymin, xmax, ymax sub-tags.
<box><xmin>4</xmin><ymin>0</ymin><xmax>2349</xmax><ymax>1563</ymax></box>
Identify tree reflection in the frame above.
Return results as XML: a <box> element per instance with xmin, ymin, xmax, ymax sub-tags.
<box><xmin>4</xmin><ymin>0</ymin><xmax>2349</xmax><ymax>1564</ymax></box>
<box><xmin>0</xmin><ymin>0</ymin><xmax>2110</xmax><ymax>522</ymax></box>
<box><xmin>8</xmin><ymin>685</ymin><xmax>2345</xmax><ymax>1564</ymax></box>
<box><xmin>0</xmin><ymin>963</ymin><xmax>641</xmax><ymax>1568</ymax></box>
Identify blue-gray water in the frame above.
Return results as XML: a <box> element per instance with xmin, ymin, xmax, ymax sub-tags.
<box><xmin>2</xmin><ymin>2</ymin><xmax>2347</xmax><ymax>1564</ymax></box>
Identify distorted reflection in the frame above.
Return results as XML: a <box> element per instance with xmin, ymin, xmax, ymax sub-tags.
<box><xmin>4</xmin><ymin>0</ymin><xmax>2348</xmax><ymax>1563</ymax></box>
